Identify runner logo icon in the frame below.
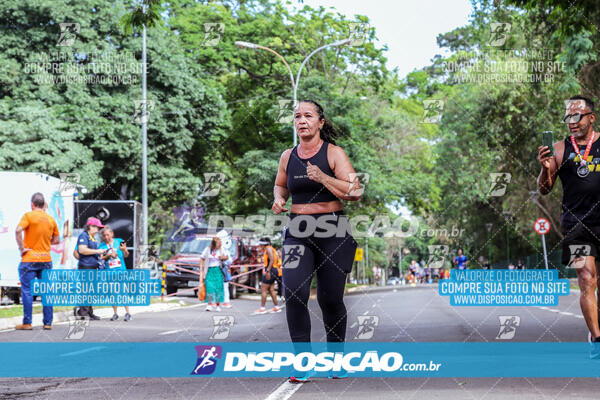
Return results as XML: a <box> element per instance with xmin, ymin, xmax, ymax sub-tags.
<box><xmin>282</xmin><ymin>245</ymin><xmax>305</xmax><ymax>269</ymax></box>
<box><xmin>496</xmin><ymin>315</ymin><xmax>520</xmax><ymax>340</ymax></box>
<box><xmin>567</xmin><ymin>245</ymin><xmax>591</xmax><ymax>269</ymax></box>
<box><xmin>354</xmin><ymin>315</ymin><xmax>379</xmax><ymax>339</ymax></box>
<box><xmin>210</xmin><ymin>316</ymin><xmax>235</xmax><ymax>339</ymax></box>
<box><xmin>427</xmin><ymin>245</ymin><xmax>449</xmax><ymax>269</ymax></box>
<box><xmin>488</xmin><ymin>173</ymin><xmax>511</xmax><ymax>196</ymax></box>
<box><xmin>191</xmin><ymin>345</ymin><xmax>222</xmax><ymax>375</ymax></box>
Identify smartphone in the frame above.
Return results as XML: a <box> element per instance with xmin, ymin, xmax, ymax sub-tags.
<box><xmin>542</xmin><ymin>131</ymin><xmax>554</xmax><ymax>156</ymax></box>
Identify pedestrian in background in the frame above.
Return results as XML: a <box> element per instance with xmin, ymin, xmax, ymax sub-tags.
<box><xmin>15</xmin><ymin>193</ymin><xmax>59</xmax><ymax>330</ymax></box>
<box><xmin>253</xmin><ymin>238</ymin><xmax>282</xmax><ymax>314</ymax></box>
<box><xmin>215</xmin><ymin>230</ymin><xmax>233</xmax><ymax>309</ymax></box>
<box><xmin>423</xmin><ymin>265</ymin><xmax>431</xmax><ymax>284</ymax></box>
<box><xmin>408</xmin><ymin>259</ymin><xmax>419</xmax><ymax>286</ymax></box>
<box><xmin>200</xmin><ymin>236</ymin><xmax>229</xmax><ymax>311</ymax></box>
<box><xmin>75</xmin><ymin>217</ymin><xmax>108</xmax><ymax>320</ymax></box>
<box><xmin>453</xmin><ymin>248</ymin><xmax>468</xmax><ymax>270</ymax></box>
<box><xmin>99</xmin><ymin>225</ymin><xmax>132</xmax><ymax>321</ymax></box>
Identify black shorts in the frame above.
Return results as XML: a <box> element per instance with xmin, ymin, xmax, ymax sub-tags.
<box><xmin>561</xmin><ymin>223</ymin><xmax>600</xmax><ymax>265</ymax></box>
<box><xmin>262</xmin><ymin>272</ymin><xmax>276</xmax><ymax>284</ymax></box>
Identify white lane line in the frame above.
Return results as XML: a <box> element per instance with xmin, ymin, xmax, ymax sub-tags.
<box><xmin>60</xmin><ymin>346</ymin><xmax>106</xmax><ymax>357</ymax></box>
<box><xmin>362</xmin><ymin>310</ymin><xmax>369</xmax><ymax>315</ymax></box>
<box><xmin>158</xmin><ymin>329</ymin><xmax>184</xmax><ymax>336</ymax></box>
<box><xmin>264</xmin><ymin>380</ymin><xmax>303</xmax><ymax>400</ymax></box>
<box><xmin>537</xmin><ymin>306</ymin><xmax>584</xmax><ymax>319</ymax></box>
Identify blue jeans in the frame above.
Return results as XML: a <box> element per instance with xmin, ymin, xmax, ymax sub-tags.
<box><xmin>19</xmin><ymin>262</ymin><xmax>53</xmax><ymax>325</ymax></box>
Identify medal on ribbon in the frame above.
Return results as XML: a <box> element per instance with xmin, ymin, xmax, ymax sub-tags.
<box><xmin>570</xmin><ymin>132</ymin><xmax>595</xmax><ymax>178</ymax></box>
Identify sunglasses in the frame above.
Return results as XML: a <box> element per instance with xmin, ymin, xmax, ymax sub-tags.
<box><xmin>562</xmin><ymin>112</ymin><xmax>593</xmax><ymax>124</ymax></box>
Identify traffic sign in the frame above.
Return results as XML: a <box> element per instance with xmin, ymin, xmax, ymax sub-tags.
<box><xmin>534</xmin><ymin>218</ymin><xmax>550</xmax><ymax>235</ymax></box>
<box><xmin>534</xmin><ymin>218</ymin><xmax>551</xmax><ymax>270</ymax></box>
<box><xmin>355</xmin><ymin>248</ymin><xmax>363</xmax><ymax>262</ymax></box>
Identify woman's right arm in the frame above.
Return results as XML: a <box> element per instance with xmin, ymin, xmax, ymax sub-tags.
<box><xmin>78</xmin><ymin>244</ymin><xmax>104</xmax><ymax>256</ymax></box>
<box><xmin>272</xmin><ymin>149</ymin><xmax>292</xmax><ymax>214</ymax></box>
<box><xmin>198</xmin><ymin>257</ymin><xmax>206</xmax><ymax>282</ymax></box>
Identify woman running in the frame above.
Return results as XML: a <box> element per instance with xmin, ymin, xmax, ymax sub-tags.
<box><xmin>272</xmin><ymin>100</ymin><xmax>361</xmax><ymax>382</ymax></box>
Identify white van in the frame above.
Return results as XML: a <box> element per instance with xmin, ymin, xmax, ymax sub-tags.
<box><xmin>0</xmin><ymin>172</ymin><xmax>76</xmax><ymax>303</ymax></box>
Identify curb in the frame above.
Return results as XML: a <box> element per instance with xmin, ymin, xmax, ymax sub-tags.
<box><xmin>0</xmin><ymin>301</ymin><xmax>185</xmax><ymax>331</ymax></box>
<box><xmin>346</xmin><ymin>283</ymin><xmax>439</xmax><ymax>295</ymax></box>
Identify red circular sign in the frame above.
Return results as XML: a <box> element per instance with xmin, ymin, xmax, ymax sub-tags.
<box><xmin>534</xmin><ymin>218</ymin><xmax>551</xmax><ymax>235</ymax></box>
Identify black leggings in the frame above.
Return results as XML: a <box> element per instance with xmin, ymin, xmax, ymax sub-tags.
<box><xmin>282</xmin><ymin>212</ymin><xmax>352</xmax><ymax>343</ymax></box>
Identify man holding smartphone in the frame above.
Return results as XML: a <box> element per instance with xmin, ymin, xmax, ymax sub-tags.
<box><xmin>537</xmin><ymin>95</ymin><xmax>599</xmax><ymax>358</ymax></box>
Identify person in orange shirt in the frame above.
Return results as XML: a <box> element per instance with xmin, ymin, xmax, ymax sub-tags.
<box><xmin>253</xmin><ymin>238</ymin><xmax>282</xmax><ymax>314</ymax></box>
<box><xmin>15</xmin><ymin>193</ymin><xmax>59</xmax><ymax>330</ymax></box>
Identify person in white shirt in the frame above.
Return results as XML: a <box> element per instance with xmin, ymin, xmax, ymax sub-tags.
<box><xmin>200</xmin><ymin>236</ymin><xmax>230</xmax><ymax>311</ymax></box>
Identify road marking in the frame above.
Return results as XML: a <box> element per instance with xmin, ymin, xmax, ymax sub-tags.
<box><xmin>158</xmin><ymin>329</ymin><xmax>184</xmax><ymax>336</ymax></box>
<box><xmin>264</xmin><ymin>380</ymin><xmax>303</xmax><ymax>400</ymax></box>
<box><xmin>537</xmin><ymin>306</ymin><xmax>583</xmax><ymax>319</ymax></box>
<box><xmin>60</xmin><ymin>346</ymin><xmax>106</xmax><ymax>357</ymax></box>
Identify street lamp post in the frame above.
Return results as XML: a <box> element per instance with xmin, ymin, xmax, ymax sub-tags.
<box><xmin>141</xmin><ymin>4</ymin><xmax>148</xmax><ymax>248</ymax></box>
<box><xmin>485</xmin><ymin>223</ymin><xmax>493</xmax><ymax>265</ymax></box>
<box><xmin>502</xmin><ymin>212</ymin><xmax>512</xmax><ymax>266</ymax></box>
<box><xmin>235</xmin><ymin>39</ymin><xmax>352</xmax><ymax>146</ymax></box>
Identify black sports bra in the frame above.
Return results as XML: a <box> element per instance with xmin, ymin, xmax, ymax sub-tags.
<box><xmin>286</xmin><ymin>141</ymin><xmax>338</xmax><ymax>204</ymax></box>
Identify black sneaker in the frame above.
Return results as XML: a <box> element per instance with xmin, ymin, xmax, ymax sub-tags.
<box><xmin>124</xmin><ymin>313</ymin><xmax>131</xmax><ymax>322</ymax></box>
<box><xmin>110</xmin><ymin>314</ymin><xmax>119</xmax><ymax>321</ymax></box>
<box><xmin>89</xmin><ymin>314</ymin><xmax>100</xmax><ymax>321</ymax></box>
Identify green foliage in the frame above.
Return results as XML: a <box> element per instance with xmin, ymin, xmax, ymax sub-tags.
<box><xmin>5</xmin><ymin>0</ymin><xmax>598</xmax><ymax>270</ymax></box>
<box><xmin>398</xmin><ymin>0</ymin><xmax>600</xmax><ymax>266</ymax></box>
<box><xmin>0</xmin><ymin>0</ymin><xmax>229</xmax><ymax>205</ymax></box>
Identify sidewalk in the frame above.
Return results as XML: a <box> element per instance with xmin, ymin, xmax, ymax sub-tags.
<box><xmin>0</xmin><ymin>300</ymin><xmax>187</xmax><ymax>331</ymax></box>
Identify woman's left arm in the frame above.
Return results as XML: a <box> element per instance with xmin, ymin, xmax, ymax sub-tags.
<box><xmin>306</xmin><ymin>145</ymin><xmax>362</xmax><ymax>201</ymax></box>
<box><xmin>119</xmin><ymin>240</ymin><xmax>129</xmax><ymax>258</ymax></box>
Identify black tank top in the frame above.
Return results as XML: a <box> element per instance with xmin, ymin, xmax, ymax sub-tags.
<box><xmin>557</xmin><ymin>135</ymin><xmax>600</xmax><ymax>230</ymax></box>
<box><xmin>286</xmin><ymin>141</ymin><xmax>338</xmax><ymax>204</ymax></box>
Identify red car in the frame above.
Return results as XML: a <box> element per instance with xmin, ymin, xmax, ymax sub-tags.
<box><xmin>164</xmin><ymin>234</ymin><xmax>262</xmax><ymax>298</ymax></box>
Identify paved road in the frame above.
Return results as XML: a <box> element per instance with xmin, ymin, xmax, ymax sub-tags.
<box><xmin>0</xmin><ymin>285</ymin><xmax>597</xmax><ymax>399</ymax></box>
